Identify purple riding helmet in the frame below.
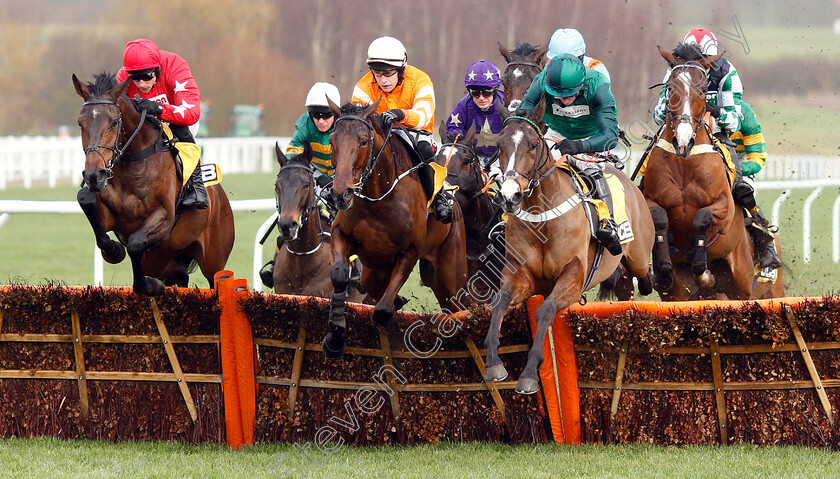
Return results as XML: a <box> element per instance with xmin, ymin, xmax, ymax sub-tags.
<box><xmin>465</xmin><ymin>60</ymin><xmax>502</xmax><ymax>89</ymax></box>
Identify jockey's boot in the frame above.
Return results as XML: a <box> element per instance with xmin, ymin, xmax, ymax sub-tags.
<box><xmin>182</xmin><ymin>165</ymin><xmax>209</xmax><ymax>209</ymax></box>
<box><xmin>417</xmin><ymin>142</ymin><xmax>453</xmax><ymax>224</ymax></box>
<box><xmin>432</xmin><ymin>190</ymin><xmax>454</xmax><ymax>224</ymax></box>
<box><xmin>585</xmin><ymin>168</ymin><xmax>623</xmax><ymax>256</ymax></box>
<box><xmin>749</xmin><ymin>205</ymin><xmax>783</xmax><ymax>270</ymax></box>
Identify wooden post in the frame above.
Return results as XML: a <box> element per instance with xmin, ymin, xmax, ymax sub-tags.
<box><xmin>785</xmin><ymin>305</ymin><xmax>835</xmax><ymax>427</ymax></box>
<box><xmin>465</xmin><ymin>337</ymin><xmax>507</xmax><ymax>424</ymax></box>
<box><xmin>378</xmin><ymin>330</ymin><xmax>401</xmax><ymax>422</ymax></box>
<box><xmin>70</xmin><ymin>310</ymin><xmax>90</xmax><ymax>420</ymax></box>
<box><xmin>150</xmin><ymin>298</ymin><xmax>198</xmax><ymax>423</ymax></box>
<box><xmin>609</xmin><ymin>342</ymin><xmax>628</xmax><ymax>420</ymax></box>
<box><xmin>710</xmin><ymin>338</ymin><xmax>728</xmax><ymax>444</ymax></box>
<box><xmin>546</xmin><ymin>325</ymin><xmax>565</xmax><ymax>439</ymax></box>
<box><xmin>287</xmin><ymin>327</ymin><xmax>307</xmax><ymax>419</ymax></box>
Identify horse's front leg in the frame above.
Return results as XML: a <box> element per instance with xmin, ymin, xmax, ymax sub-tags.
<box><xmin>516</xmin><ymin>258</ymin><xmax>584</xmax><ymax>395</ymax></box>
<box><xmin>484</xmin><ymin>269</ymin><xmax>533</xmax><ymax>383</ymax></box>
<box><xmin>649</xmin><ymin>205</ymin><xmax>673</xmax><ymax>291</ymax></box>
<box><xmin>125</xmin><ymin>213</ymin><xmax>170</xmax><ymax>296</ymax></box>
<box><xmin>323</xmin><ymin>228</ymin><xmax>354</xmax><ymax>359</ymax></box>
<box><xmin>372</xmin><ymin>250</ymin><xmax>419</xmax><ymax>327</ymax></box>
<box><xmin>77</xmin><ymin>187</ymin><xmax>125</xmax><ymax>264</ymax></box>
<box><xmin>692</xmin><ymin>207</ymin><xmax>715</xmax><ymax>289</ymax></box>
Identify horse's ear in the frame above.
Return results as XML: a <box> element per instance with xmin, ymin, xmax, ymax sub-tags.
<box><xmin>275</xmin><ymin>141</ymin><xmax>289</xmax><ymax>167</ymax></box>
<box><xmin>496</xmin><ymin>97</ymin><xmax>510</xmax><ymax>122</ymax></box>
<box><xmin>439</xmin><ymin>120</ymin><xmax>449</xmax><ymax>142</ymax></box>
<box><xmin>73</xmin><ymin>74</ymin><xmax>91</xmax><ymax>100</ymax></box>
<box><xmin>699</xmin><ymin>52</ymin><xmax>724</xmax><ymax>71</ymax></box>
<box><xmin>535</xmin><ymin>44</ymin><xmax>549</xmax><ymax>66</ymax></box>
<box><xmin>363</xmin><ymin>97</ymin><xmax>381</xmax><ymax>119</ymax></box>
<box><xmin>498</xmin><ymin>42</ymin><xmax>512</xmax><ymax>63</ymax></box>
<box><xmin>659</xmin><ymin>46</ymin><xmax>678</xmax><ymax>67</ymax></box>
<box><xmin>529</xmin><ymin>96</ymin><xmax>546</xmax><ymax>123</ymax></box>
<box><xmin>466</xmin><ymin>121</ymin><xmax>477</xmax><ymax>145</ymax></box>
<box><xmin>327</xmin><ymin>96</ymin><xmax>341</xmax><ymax>118</ymax></box>
<box><xmin>112</xmin><ymin>78</ymin><xmax>130</xmax><ymax>101</ymax></box>
<box><xmin>302</xmin><ymin>141</ymin><xmax>314</xmax><ymax>161</ymax></box>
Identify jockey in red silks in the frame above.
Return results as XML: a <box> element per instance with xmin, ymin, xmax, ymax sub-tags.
<box><xmin>116</xmin><ymin>38</ymin><xmax>207</xmax><ymax>209</ymax></box>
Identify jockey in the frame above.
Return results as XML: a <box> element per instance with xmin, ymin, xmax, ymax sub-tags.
<box><xmin>351</xmin><ymin>36</ymin><xmax>454</xmax><ymax>224</ymax></box>
<box><xmin>260</xmin><ymin>82</ymin><xmax>346</xmax><ymax>288</ymax></box>
<box><xmin>116</xmin><ymin>39</ymin><xmax>207</xmax><ymax>209</ymax></box>
<box><xmin>445</xmin><ymin>60</ymin><xmax>505</xmax><ymax>174</ymax></box>
<box><xmin>517</xmin><ymin>54</ymin><xmax>623</xmax><ymax>256</ymax></box>
<box><xmin>546</xmin><ymin>28</ymin><xmax>611</xmax><ymax>83</ymax></box>
<box><xmin>652</xmin><ymin>28</ymin><xmax>780</xmax><ymax>269</ymax></box>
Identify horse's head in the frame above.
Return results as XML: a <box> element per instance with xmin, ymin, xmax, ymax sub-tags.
<box><xmin>659</xmin><ymin>43</ymin><xmax>722</xmax><ymax>157</ymax></box>
<box><xmin>274</xmin><ymin>142</ymin><xmax>316</xmax><ymax>242</ymax></box>
<box><xmin>73</xmin><ymin>73</ymin><xmax>132</xmax><ymax>192</ymax></box>
<box><xmin>499</xmin><ymin>42</ymin><xmax>547</xmax><ymax>112</ymax></box>
<box><xmin>328</xmin><ymin>98</ymin><xmax>382</xmax><ymax>210</ymax></box>
<box><xmin>496</xmin><ymin>102</ymin><xmax>548</xmax><ymax>215</ymax></box>
<box><xmin>436</xmin><ymin>121</ymin><xmax>480</xmax><ymax>196</ymax></box>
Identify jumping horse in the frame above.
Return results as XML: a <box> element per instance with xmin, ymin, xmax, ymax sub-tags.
<box><xmin>271</xmin><ymin>141</ymin><xmax>365</xmax><ymax>302</ymax></box>
<box><xmin>643</xmin><ymin>44</ymin><xmax>777</xmax><ymax>300</ymax></box>
<box><xmin>436</xmin><ymin>122</ymin><xmax>505</xmax><ymax>302</ymax></box>
<box><xmin>322</xmin><ymin>100</ymin><xmax>468</xmax><ymax>357</ymax></box>
<box><xmin>498</xmin><ymin>42</ymin><xmax>547</xmax><ymax>111</ymax></box>
<box><xmin>483</xmin><ymin>105</ymin><xmax>655</xmax><ymax>394</ymax></box>
<box><xmin>73</xmin><ymin>73</ymin><xmax>234</xmax><ymax>295</ymax></box>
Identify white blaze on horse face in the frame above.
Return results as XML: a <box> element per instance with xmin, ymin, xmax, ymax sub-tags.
<box><xmin>440</xmin><ymin>145</ymin><xmax>456</xmax><ymax>160</ymax></box>
<box><xmin>674</xmin><ymin>70</ymin><xmax>694</xmax><ymax>148</ymax></box>
<box><xmin>500</xmin><ymin>129</ymin><xmax>524</xmax><ymax>202</ymax></box>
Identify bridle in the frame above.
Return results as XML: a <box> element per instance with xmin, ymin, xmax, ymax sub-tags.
<box><xmin>333</xmin><ymin>114</ymin><xmax>422</xmax><ymax>202</ymax></box>
<box><xmin>440</xmin><ymin>137</ymin><xmax>486</xmax><ymax>200</ymax></box>
<box><xmin>80</xmin><ymin>99</ymin><xmax>148</xmax><ymax>185</ymax></box>
<box><xmin>665</xmin><ymin>62</ymin><xmax>709</xmax><ymax>143</ymax></box>
<box><xmin>275</xmin><ymin>162</ymin><xmax>329</xmax><ymax>255</ymax></box>
<box><xmin>500</xmin><ymin>115</ymin><xmax>555</xmax><ymax>196</ymax></box>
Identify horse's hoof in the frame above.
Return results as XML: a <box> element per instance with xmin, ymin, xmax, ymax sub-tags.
<box><xmin>100</xmin><ymin>241</ymin><xmax>126</xmax><ymax>264</ymax></box>
<box><xmin>321</xmin><ymin>332</ymin><xmax>345</xmax><ymax>359</ymax></box>
<box><xmin>697</xmin><ymin>269</ymin><xmax>715</xmax><ymax>289</ymax></box>
<box><xmin>373</xmin><ymin>306</ymin><xmax>394</xmax><ymax>327</ymax></box>
<box><xmin>484</xmin><ymin>363</ymin><xmax>509</xmax><ymax>382</ymax></box>
<box><xmin>654</xmin><ymin>271</ymin><xmax>674</xmax><ymax>291</ymax></box>
<box><xmin>515</xmin><ymin>376</ymin><xmax>541</xmax><ymax>395</ymax></box>
<box><xmin>139</xmin><ymin>277</ymin><xmax>165</xmax><ymax>297</ymax></box>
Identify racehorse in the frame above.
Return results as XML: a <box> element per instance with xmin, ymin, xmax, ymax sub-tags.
<box><xmin>271</xmin><ymin>142</ymin><xmax>365</xmax><ymax>302</ymax></box>
<box><xmin>436</xmin><ymin>122</ymin><xmax>504</xmax><ymax>302</ymax></box>
<box><xmin>321</xmin><ymin>100</ymin><xmax>468</xmax><ymax>357</ymax></box>
<box><xmin>643</xmin><ymin>44</ymin><xmax>765</xmax><ymax>300</ymax></box>
<box><xmin>483</xmin><ymin>105</ymin><xmax>655</xmax><ymax>394</ymax></box>
<box><xmin>498</xmin><ymin>42</ymin><xmax>547</xmax><ymax>111</ymax></box>
<box><xmin>73</xmin><ymin>73</ymin><xmax>234</xmax><ymax>295</ymax></box>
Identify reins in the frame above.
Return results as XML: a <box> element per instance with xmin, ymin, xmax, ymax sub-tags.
<box><xmin>80</xmin><ymin>99</ymin><xmax>148</xmax><ymax>184</ymax></box>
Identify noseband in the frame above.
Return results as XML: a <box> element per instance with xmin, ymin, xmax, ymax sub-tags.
<box><xmin>80</xmin><ymin>99</ymin><xmax>147</xmax><ymax>183</ymax></box>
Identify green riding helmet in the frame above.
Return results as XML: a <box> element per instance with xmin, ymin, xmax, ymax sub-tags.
<box><xmin>544</xmin><ymin>53</ymin><xmax>587</xmax><ymax>98</ymax></box>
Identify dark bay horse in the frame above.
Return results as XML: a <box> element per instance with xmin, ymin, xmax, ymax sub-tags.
<box><xmin>271</xmin><ymin>142</ymin><xmax>365</xmax><ymax>302</ymax></box>
<box><xmin>483</xmin><ymin>107</ymin><xmax>655</xmax><ymax>394</ymax></box>
<box><xmin>644</xmin><ymin>45</ymin><xmax>761</xmax><ymax>300</ymax></box>
<box><xmin>436</xmin><ymin>122</ymin><xmax>504</xmax><ymax>302</ymax></box>
<box><xmin>73</xmin><ymin>73</ymin><xmax>234</xmax><ymax>295</ymax></box>
<box><xmin>322</xmin><ymin>100</ymin><xmax>468</xmax><ymax>357</ymax></box>
<box><xmin>498</xmin><ymin>42</ymin><xmax>547</xmax><ymax>111</ymax></box>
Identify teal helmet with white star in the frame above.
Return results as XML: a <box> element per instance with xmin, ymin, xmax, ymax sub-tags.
<box><xmin>465</xmin><ymin>60</ymin><xmax>501</xmax><ymax>88</ymax></box>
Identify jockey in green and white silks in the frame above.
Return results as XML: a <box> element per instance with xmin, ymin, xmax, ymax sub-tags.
<box><xmin>517</xmin><ymin>53</ymin><xmax>623</xmax><ymax>256</ymax></box>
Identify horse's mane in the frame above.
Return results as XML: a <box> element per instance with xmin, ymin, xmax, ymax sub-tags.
<box><xmin>342</xmin><ymin>102</ymin><xmax>390</xmax><ymax>131</ymax></box>
<box><xmin>672</xmin><ymin>42</ymin><xmax>705</xmax><ymax>62</ymax></box>
<box><xmin>511</xmin><ymin>42</ymin><xmax>541</xmax><ymax>58</ymax></box>
<box><xmin>87</xmin><ymin>72</ymin><xmax>119</xmax><ymax>96</ymax></box>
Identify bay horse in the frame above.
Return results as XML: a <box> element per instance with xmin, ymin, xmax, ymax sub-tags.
<box><xmin>321</xmin><ymin>100</ymin><xmax>468</xmax><ymax>357</ymax></box>
<box><xmin>271</xmin><ymin>142</ymin><xmax>365</xmax><ymax>302</ymax></box>
<box><xmin>436</xmin><ymin>122</ymin><xmax>505</xmax><ymax>302</ymax></box>
<box><xmin>73</xmin><ymin>73</ymin><xmax>234</xmax><ymax>295</ymax></box>
<box><xmin>498</xmin><ymin>42</ymin><xmax>547</xmax><ymax>111</ymax></box>
<box><xmin>644</xmin><ymin>44</ymin><xmax>762</xmax><ymax>300</ymax></box>
<box><xmin>483</xmin><ymin>106</ymin><xmax>655</xmax><ymax>394</ymax></box>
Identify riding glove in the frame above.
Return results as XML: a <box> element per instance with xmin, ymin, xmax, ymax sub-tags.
<box><xmin>380</xmin><ymin>109</ymin><xmax>405</xmax><ymax>125</ymax></box>
<box><xmin>705</xmin><ymin>101</ymin><xmax>721</xmax><ymax>118</ymax></box>
<box><xmin>554</xmin><ymin>139</ymin><xmax>584</xmax><ymax>156</ymax></box>
<box><xmin>315</xmin><ymin>174</ymin><xmax>332</xmax><ymax>189</ymax></box>
<box><xmin>741</xmin><ymin>160</ymin><xmax>762</xmax><ymax>177</ymax></box>
<box><xmin>133</xmin><ymin>95</ymin><xmax>163</xmax><ymax>116</ymax></box>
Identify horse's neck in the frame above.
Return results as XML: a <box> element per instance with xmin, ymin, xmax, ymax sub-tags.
<box><xmin>361</xmin><ymin>138</ymin><xmax>400</xmax><ymax>198</ymax></box>
<box><xmin>523</xmin><ymin>169</ymin><xmax>572</xmax><ymax>210</ymax></box>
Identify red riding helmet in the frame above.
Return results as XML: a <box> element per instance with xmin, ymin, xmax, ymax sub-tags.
<box><xmin>123</xmin><ymin>39</ymin><xmax>162</xmax><ymax>71</ymax></box>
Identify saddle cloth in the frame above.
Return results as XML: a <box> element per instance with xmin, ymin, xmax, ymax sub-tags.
<box><xmin>161</xmin><ymin>123</ymin><xmax>221</xmax><ymax>187</ymax></box>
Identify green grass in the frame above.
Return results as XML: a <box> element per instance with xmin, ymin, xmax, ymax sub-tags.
<box><xmin>751</xmin><ymin>100</ymin><xmax>840</xmax><ymax>156</ymax></box>
<box><xmin>0</xmin><ymin>437</ymin><xmax>837</xmax><ymax>479</ymax></box>
<box><xmin>1</xmin><ymin>175</ymin><xmax>840</xmax><ymax>308</ymax></box>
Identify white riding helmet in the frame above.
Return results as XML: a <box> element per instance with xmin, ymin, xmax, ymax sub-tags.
<box><xmin>684</xmin><ymin>28</ymin><xmax>719</xmax><ymax>56</ymax></box>
<box><xmin>304</xmin><ymin>82</ymin><xmax>341</xmax><ymax>108</ymax></box>
<box><xmin>365</xmin><ymin>36</ymin><xmax>407</xmax><ymax>68</ymax></box>
<box><xmin>547</xmin><ymin>28</ymin><xmax>586</xmax><ymax>60</ymax></box>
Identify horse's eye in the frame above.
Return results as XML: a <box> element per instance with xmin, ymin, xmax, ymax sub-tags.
<box><xmin>110</xmin><ymin>119</ymin><xmax>119</xmax><ymax>129</ymax></box>
<box><xmin>304</xmin><ymin>182</ymin><xmax>311</xmax><ymax>188</ymax></box>
<box><xmin>359</xmin><ymin>139</ymin><xmax>369</xmax><ymax>147</ymax></box>
<box><xmin>530</xmin><ymin>142</ymin><xmax>539</xmax><ymax>150</ymax></box>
